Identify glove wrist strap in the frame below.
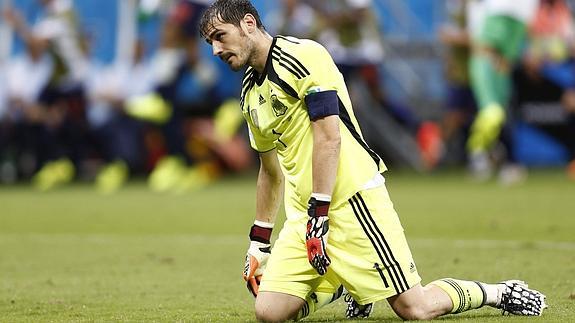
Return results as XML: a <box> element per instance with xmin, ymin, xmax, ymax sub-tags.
<box><xmin>308</xmin><ymin>197</ymin><xmax>330</xmax><ymax>217</ymax></box>
<box><xmin>249</xmin><ymin>223</ymin><xmax>273</xmax><ymax>244</ymax></box>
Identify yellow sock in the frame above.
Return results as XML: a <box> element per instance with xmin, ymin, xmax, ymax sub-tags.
<box><xmin>430</xmin><ymin>278</ymin><xmax>487</xmax><ymax>314</ymax></box>
<box><xmin>467</xmin><ymin>103</ymin><xmax>505</xmax><ymax>152</ymax></box>
<box><xmin>296</xmin><ymin>286</ymin><xmax>344</xmax><ymax>320</ymax></box>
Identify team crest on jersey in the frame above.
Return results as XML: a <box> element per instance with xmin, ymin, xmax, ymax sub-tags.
<box><xmin>270</xmin><ymin>94</ymin><xmax>287</xmax><ymax>117</ymax></box>
<box><xmin>249</xmin><ymin>108</ymin><xmax>260</xmax><ymax>128</ymax></box>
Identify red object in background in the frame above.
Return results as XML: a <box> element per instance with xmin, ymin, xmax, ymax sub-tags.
<box><xmin>416</xmin><ymin>121</ymin><xmax>443</xmax><ymax>170</ymax></box>
<box><xmin>143</xmin><ymin>127</ymin><xmax>167</xmax><ymax>172</ymax></box>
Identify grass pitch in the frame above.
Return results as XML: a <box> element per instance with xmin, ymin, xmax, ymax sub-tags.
<box><xmin>0</xmin><ymin>170</ymin><xmax>574</xmax><ymax>322</ymax></box>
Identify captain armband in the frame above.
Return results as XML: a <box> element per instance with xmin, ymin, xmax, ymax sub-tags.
<box><xmin>304</xmin><ymin>90</ymin><xmax>339</xmax><ymax>121</ymax></box>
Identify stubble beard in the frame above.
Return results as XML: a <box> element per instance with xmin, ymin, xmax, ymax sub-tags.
<box><xmin>230</xmin><ymin>32</ymin><xmax>254</xmax><ymax>72</ymax></box>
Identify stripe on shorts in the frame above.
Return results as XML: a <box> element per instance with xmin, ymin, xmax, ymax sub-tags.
<box><xmin>349</xmin><ymin>193</ymin><xmax>410</xmax><ymax>293</ymax></box>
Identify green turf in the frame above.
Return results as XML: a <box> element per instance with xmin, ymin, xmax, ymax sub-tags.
<box><xmin>0</xmin><ymin>170</ymin><xmax>574</xmax><ymax>322</ymax></box>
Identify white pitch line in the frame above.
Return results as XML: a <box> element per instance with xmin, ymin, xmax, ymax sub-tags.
<box><xmin>0</xmin><ymin>234</ymin><xmax>574</xmax><ymax>250</ymax></box>
<box><xmin>411</xmin><ymin>238</ymin><xmax>575</xmax><ymax>251</ymax></box>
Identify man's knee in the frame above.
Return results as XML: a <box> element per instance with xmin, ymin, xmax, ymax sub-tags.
<box><xmin>254</xmin><ymin>307</ymin><xmax>281</xmax><ymax>322</ymax></box>
<box><xmin>254</xmin><ymin>304</ymin><xmax>292</xmax><ymax>323</ymax></box>
<box><xmin>255</xmin><ymin>292</ymin><xmax>304</xmax><ymax>322</ymax></box>
<box><xmin>388</xmin><ymin>284</ymin><xmax>450</xmax><ymax>320</ymax></box>
<box><xmin>392</xmin><ymin>303</ymin><xmax>435</xmax><ymax>321</ymax></box>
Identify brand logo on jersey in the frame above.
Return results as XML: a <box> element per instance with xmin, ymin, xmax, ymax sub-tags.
<box><xmin>409</xmin><ymin>262</ymin><xmax>416</xmax><ymax>273</ymax></box>
<box><xmin>270</xmin><ymin>94</ymin><xmax>287</xmax><ymax>117</ymax></box>
<box><xmin>259</xmin><ymin>94</ymin><xmax>266</xmax><ymax>105</ymax></box>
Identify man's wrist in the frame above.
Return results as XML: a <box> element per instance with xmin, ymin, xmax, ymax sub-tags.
<box><xmin>253</xmin><ymin>220</ymin><xmax>274</xmax><ymax>229</ymax></box>
<box><xmin>311</xmin><ymin>193</ymin><xmax>332</xmax><ymax>202</ymax></box>
<box><xmin>308</xmin><ymin>193</ymin><xmax>331</xmax><ymax>217</ymax></box>
<box><xmin>249</xmin><ymin>220</ymin><xmax>274</xmax><ymax>244</ymax></box>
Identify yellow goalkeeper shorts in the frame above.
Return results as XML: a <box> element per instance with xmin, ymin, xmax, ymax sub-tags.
<box><xmin>259</xmin><ymin>184</ymin><xmax>421</xmax><ymax>305</ymax></box>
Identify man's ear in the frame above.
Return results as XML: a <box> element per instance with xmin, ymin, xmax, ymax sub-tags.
<box><xmin>241</xmin><ymin>13</ymin><xmax>257</xmax><ymax>33</ymax></box>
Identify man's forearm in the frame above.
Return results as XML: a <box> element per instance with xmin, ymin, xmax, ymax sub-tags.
<box><xmin>256</xmin><ymin>155</ymin><xmax>284</xmax><ymax>224</ymax></box>
<box><xmin>311</xmin><ymin>116</ymin><xmax>341</xmax><ymax>197</ymax></box>
<box><xmin>245</xmin><ymin>154</ymin><xmax>282</xmax><ymax>298</ymax></box>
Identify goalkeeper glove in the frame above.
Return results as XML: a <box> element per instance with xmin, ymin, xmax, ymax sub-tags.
<box><xmin>243</xmin><ymin>221</ymin><xmax>273</xmax><ymax>297</ymax></box>
<box><xmin>306</xmin><ymin>196</ymin><xmax>331</xmax><ymax>275</ymax></box>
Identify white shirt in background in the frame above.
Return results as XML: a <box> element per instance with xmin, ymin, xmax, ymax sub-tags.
<box><xmin>318</xmin><ymin>0</ymin><xmax>384</xmax><ymax>65</ymax></box>
<box><xmin>467</xmin><ymin>0</ymin><xmax>539</xmax><ymax>39</ymax></box>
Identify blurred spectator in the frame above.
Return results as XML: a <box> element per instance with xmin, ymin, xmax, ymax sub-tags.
<box><xmin>32</xmin><ymin>0</ymin><xmax>88</xmax><ymax>85</ymax></box>
<box><xmin>3</xmin><ymin>0</ymin><xmax>89</xmax><ymax>190</ymax></box>
<box><xmin>127</xmin><ymin>0</ymin><xmax>251</xmax><ymax>193</ymax></box>
<box><xmin>0</xmin><ymin>38</ymin><xmax>53</xmax><ymax>183</ymax></box>
<box><xmin>519</xmin><ymin>0</ymin><xmax>575</xmax><ymax>177</ymax></box>
<box><xmin>127</xmin><ymin>0</ymin><xmax>210</xmax><ymax>192</ymax></box>
<box><xmin>311</xmin><ymin>0</ymin><xmax>442</xmax><ymax>169</ymax></box>
<box><xmin>268</xmin><ymin>0</ymin><xmax>320</xmax><ymax>39</ymax></box>
<box><xmin>524</xmin><ymin>0</ymin><xmax>575</xmax><ymax>96</ymax></box>
<box><xmin>467</xmin><ymin>0</ymin><xmax>539</xmax><ymax>181</ymax></box>
<box><xmin>86</xmin><ymin>39</ymin><xmax>151</xmax><ymax>193</ymax></box>
<box><xmin>439</xmin><ymin>0</ymin><xmax>477</xmax><ymax>165</ymax></box>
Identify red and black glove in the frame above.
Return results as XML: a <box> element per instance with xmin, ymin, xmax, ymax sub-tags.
<box><xmin>306</xmin><ymin>197</ymin><xmax>331</xmax><ymax>275</ymax></box>
<box><xmin>243</xmin><ymin>222</ymin><xmax>272</xmax><ymax>297</ymax></box>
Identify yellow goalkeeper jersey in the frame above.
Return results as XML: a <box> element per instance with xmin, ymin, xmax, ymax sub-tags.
<box><xmin>241</xmin><ymin>36</ymin><xmax>386</xmax><ymax>217</ymax></box>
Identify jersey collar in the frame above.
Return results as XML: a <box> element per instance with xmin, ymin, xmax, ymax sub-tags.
<box><xmin>255</xmin><ymin>37</ymin><xmax>277</xmax><ymax>86</ymax></box>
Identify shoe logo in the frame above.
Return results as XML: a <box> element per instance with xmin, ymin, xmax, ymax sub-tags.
<box><xmin>259</xmin><ymin>94</ymin><xmax>266</xmax><ymax>105</ymax></box>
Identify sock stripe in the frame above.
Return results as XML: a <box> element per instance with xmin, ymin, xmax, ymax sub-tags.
<box><xmin>331</xmin><ymin>285</ymin><xmax>345</xmax><ymax>303</ymax></box>
<box><xmin>442</xmin><ymin>279</ymin><xmax>467</xmax><ymax>313</ymax></box>
<box><xmin>301</xmin><ymin>302</ymin><xmax>309</xmax><ymax>318</ymax></box>
<box><xmin>474</xmin><ymin>281</ymin><xmax>487</xmax><ymax>307</ymax></box>
<box><xmin>355</xmin><ymin>193</ymin><xmax>410</xmax><ymax>291</ymax></box>
<box><xmin>349</xmin><ymin>193</ymin><xmax>409</xmax><ymax>293</ymax></box>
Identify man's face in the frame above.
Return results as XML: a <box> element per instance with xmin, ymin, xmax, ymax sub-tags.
<box><xmin>205</xmin><ymin>20</ymin><xmax>252</xmax><ymax>71</ymax></box>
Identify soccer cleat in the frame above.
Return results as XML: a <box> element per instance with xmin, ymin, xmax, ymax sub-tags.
<box><xmin>344</xmin><ymin>293</ymin><xmax>373</xmax><ymax>319</ymax></box>
<box><xmin>96</xmin><ymin>160</ymin><xmax>128</xmax><ymax>194</ymax></box>
<box><xmin>498</xmin><ymin>164</ymin><xmax>527</xmax><ymax>186</ymax></box>
<box><xmin>497</xmin><ymin>280</ymin><xmax>547</xmax><ymax>316</ymax></box>
<box><xmin>468</xmin><ymin>150</ymin><xmax>492</xmax><ymax>182</ymax></box>
<box><xmin>33</xmin><ymin>158</ymin><xmax>75</xmax><ymax>191</ymax></box>
<box><xmin>173</xmin><ymin>162</ymin><xmax>219</xmax><ymax>193</ymax></box>
<box><xmin>148</xmin><ymin>156</ymin><xmax>186</xmax><ymax>192</ymax></box>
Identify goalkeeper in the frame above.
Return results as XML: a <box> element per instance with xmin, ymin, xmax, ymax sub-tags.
<box><xmin>199</xmin><ymin>1</ymin><xmax>547</xmax><ymax>321</ymax></box>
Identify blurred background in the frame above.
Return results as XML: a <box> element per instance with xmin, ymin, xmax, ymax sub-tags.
<box><xmin>0</xmin><ymin>0</ymin><xmax>574</xmax><ymax>193</ymax></box>
<box><xmin>1</xmin><ymin>1</ymin><xmax>574</xmax><ymax>321</ymax></box>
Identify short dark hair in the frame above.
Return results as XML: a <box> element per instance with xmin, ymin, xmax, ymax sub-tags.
<box><xmin>199</xmin><ymin>0</ymin><xmax>265</xmax><ymax>39</ymax></box>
